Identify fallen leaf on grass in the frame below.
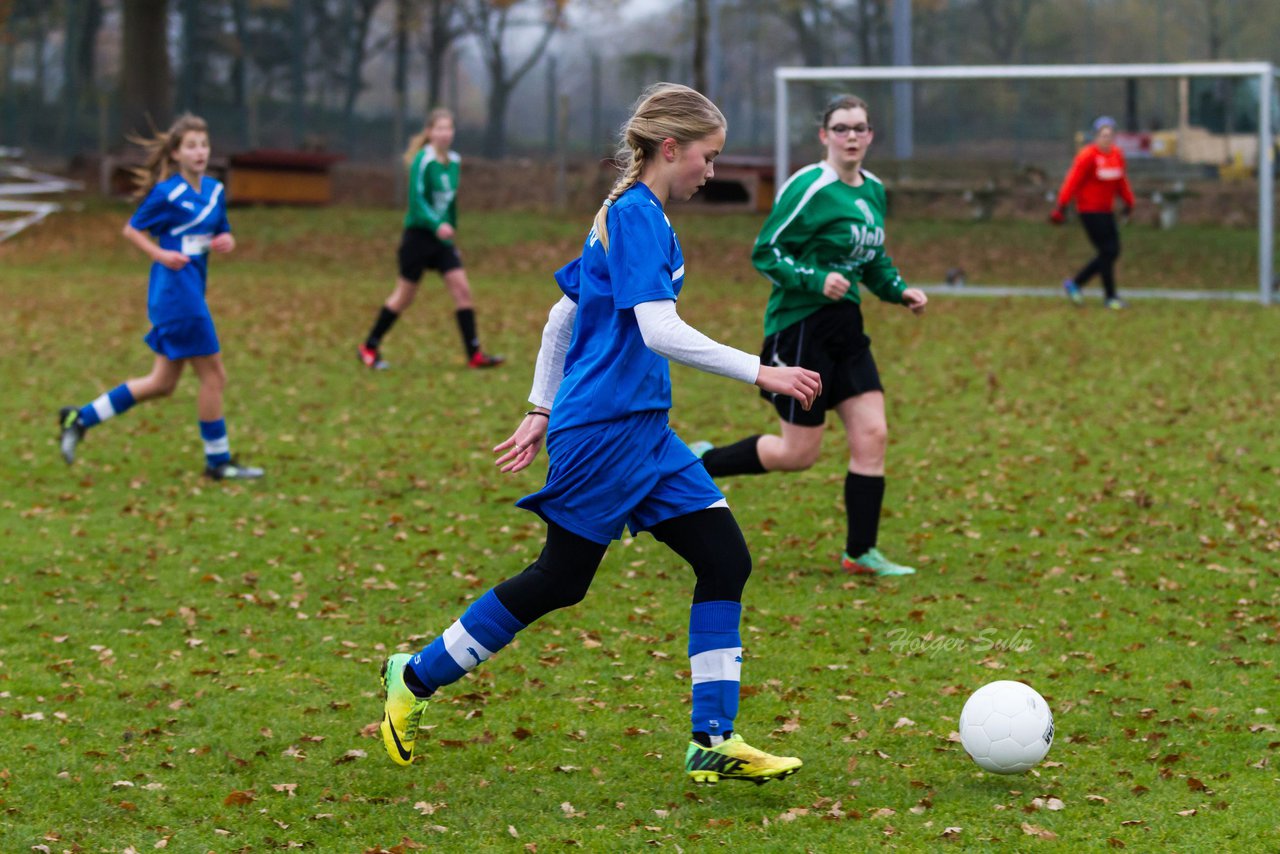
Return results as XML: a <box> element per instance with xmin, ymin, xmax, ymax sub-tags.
<box><xmin>223</xmin><ymin>790</ymin><xmax>255</xmax><ymax>806</ymax></box>
<box><xmin>333</xmin><ymin>749</ymin><xmax>367</xmax><ymax>765</ymax></box>
<box><xmin>1021</xmin><ymin>822</ymin><xmax>1057</xmax><ymax>840</ymax></box>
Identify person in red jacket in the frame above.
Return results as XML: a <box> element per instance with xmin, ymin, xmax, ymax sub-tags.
<box><xmin>1051</xmin><ymin>116</ymin><xmax>1136</xmax><ymax>309</ymax></box>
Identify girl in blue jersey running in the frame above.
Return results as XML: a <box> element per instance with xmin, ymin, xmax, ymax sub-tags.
<box><xmin>58</xmin><ymin>114</ymin><xmax>263</xmax><ymax>480</ymax></box>
<box><xmin>379</xmin><ymin>84</ymin><xmax>822</xmax><ymax>785</ymax></box>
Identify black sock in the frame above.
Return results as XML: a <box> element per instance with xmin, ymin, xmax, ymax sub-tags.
<box><xmin>402</xmin><ymin>663</ymin><xmax>433</xmax><ymax>699</ymax></box>
<box><xmin>691</xmin><ymin>730</ymin><xmax>733</xmax><ymax>747</ymax></box>
<box><xmin>845</xmin><ymin>472</ymin><xmax>885</xmax><ymax>558</ymax></box>
<box><xmin>455</xmin><ymin>308</ymin><xmax>479</xmax><ymax>358</ymax></box>
<box><xmin>366</xmin><ymin>306</ymin><xmax>399</xmax><ymax>349</ymax></box>
<box><xmin>701</xmin><ymin>435</ymin><xmax>766</xmax><ymax>477</ymax></box>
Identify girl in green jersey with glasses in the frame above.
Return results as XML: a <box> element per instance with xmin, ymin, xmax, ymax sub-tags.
<box><xmin>694</xmin><ymin>94</ymin><xmax>927</xmax><ymax>577</ymax></box>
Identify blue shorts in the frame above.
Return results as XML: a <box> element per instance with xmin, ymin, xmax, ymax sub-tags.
<box><xmin>144</xmin><ymin>316</ymin><xmax>220</xmax><ymax>360</ymax></box>
<box><xmin>517</xmin><ymin>411</ymin><xmax>725</xmax><ymax>545</ymax></box>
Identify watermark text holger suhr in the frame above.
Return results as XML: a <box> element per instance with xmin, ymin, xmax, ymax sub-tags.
<box><xmin>886</xmin><ymin>627</ymin><xmax>1034</xmax><ymax>657</ymax></box>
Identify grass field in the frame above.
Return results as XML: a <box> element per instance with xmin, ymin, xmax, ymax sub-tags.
<box><xmin>2</xmin><ymin>204</ymin><xmax>1278</xmax><ymax>852</ymax></box>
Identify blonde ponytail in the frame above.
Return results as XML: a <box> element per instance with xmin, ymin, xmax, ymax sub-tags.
<box><xmin>594</xmin><ymin>83</ymin><xmax>725</xmax><ymax>253</ymax></box>
<box><xmin>127</xmin><ymin>113</ymin><xmax>209</xmax><ymax>200</ymax></box>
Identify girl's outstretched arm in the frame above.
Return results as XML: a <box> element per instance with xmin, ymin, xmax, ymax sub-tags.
<box><xmin>633</xmin><ymin>299</ymin><xmax>820</xmax><ymax>409</ymax></box>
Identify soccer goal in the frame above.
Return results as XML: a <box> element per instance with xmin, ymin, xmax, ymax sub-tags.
<box><xmin>775</xmin><ymin>62</ymin><xmax>1277</xmax><ymax>305</ymax></box>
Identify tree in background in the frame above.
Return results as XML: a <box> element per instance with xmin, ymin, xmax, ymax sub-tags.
<box><xmin>463</xmin><ymin>0</ymin><xmax>565</xmax><ymax>158</ymax></box>
<box><xmin>417</xmin><ymin>0</ymin><xmax>465</xmax><ymax>116</ymax></box>
<box><xmin>121</xmin><ymin>0</ymin><xmax>171</xmax><ymax>139</ymax></box>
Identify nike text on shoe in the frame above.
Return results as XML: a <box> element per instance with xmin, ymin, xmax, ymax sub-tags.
<box><xmin>842</xmin><ymin>547</ymin><xmax>917</xmax><ymax>577</ymax></box>
<box><xmin>358</xmin><ymin>344</ymin><xmax>389</xmax><ymax>370</ymax></box>
<box><xmin>58</xmin><ymin>406</ymin><xmax>86</xmax><ymax>465</ymax></box>
<box><xmin>380</xmin><ymin>653</ymin><xmax>430</xmax><ymax>766</ymax></box>
<box><xmin>206</xmin><ymin>459</ymin><xmax>265</xmax><ymax>481</ymax></box>
<box><xmin>684</xmin><ymin>733</ymin><xmax>802</xmax><ymax>785</ymax></box>
<box><xmin>468</xmin><ymin>351</ymin><xmax>505</xmax><ymax>369</ymax></box>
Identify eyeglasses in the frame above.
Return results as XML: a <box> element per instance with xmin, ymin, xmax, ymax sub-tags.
<box><xmin>827</xmin><ymin>123</ymin><xmax>872</xmax><ymax>137</ymax></box>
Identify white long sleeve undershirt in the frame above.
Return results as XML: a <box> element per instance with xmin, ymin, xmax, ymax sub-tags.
<box><xmin>527</xmin><ymin>295</ymin><xmax>576</xmax><ymax>410</ymax></box>
<box><xmin>527</xmin><ymin>296</ymin><xmax>761</xmax><ymax>412</ymax></box>
<box><xmin>632</xmin><ymin>299</ymin><xmax>760</xmax><ymax>384</ymax></box>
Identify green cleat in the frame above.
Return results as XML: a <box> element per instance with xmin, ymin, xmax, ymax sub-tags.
<box><xmin>380</xmin><ymin>653</ymin><xmax>430</xmax><ymax>766</ymax></box>
<box><xmin>684</xmin><ymin>733</ymin><xmax>802</xmax><ymax>785</ymax></box>
<box><xmin>688</xmin><ymin>440</ymin><xmax>713</xmax><ymax>460</ymax></box>
<box><xmin>842</xmin><ymin>547</ymin><xmax>917</xmax><ymax>577</ymax></box>
<box><xmin>58</xmin><ymin>406</ymin><xmax>86</xmax><ymax>465</ymax></box>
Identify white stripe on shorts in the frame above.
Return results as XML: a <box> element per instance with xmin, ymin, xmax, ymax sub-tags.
<box><xmin>690</xmin><ymin>647</ymin><xmax>742</xmax><ymax>685</ymax></box>
<box><xmin>443</xmin><ymin>620</ymin><xmax>493</xmax><ymax>671</ymax></box>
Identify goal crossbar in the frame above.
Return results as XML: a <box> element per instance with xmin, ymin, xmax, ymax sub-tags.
<box><xmin>775</xmin><ymin>62</ymin><xmax>1277</xmax><ymax>304</ymax></box>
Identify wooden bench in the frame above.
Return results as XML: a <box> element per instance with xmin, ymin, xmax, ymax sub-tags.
<box><xmin>228</xmin><ymin>150</ymin><xmax>345</xmax><ymax>205</ymax></box>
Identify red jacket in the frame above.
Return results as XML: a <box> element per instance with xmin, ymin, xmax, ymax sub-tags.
<box><xmin>1056</xmin><ymin>143</ymin><xmax>1135</xmax><ymax>213</ymax></box>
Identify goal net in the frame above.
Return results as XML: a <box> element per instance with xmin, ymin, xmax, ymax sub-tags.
<box><xmin>774</xmin><ymin>62</ymin><xmax>1277</xmax><ymax>304</ymax></box>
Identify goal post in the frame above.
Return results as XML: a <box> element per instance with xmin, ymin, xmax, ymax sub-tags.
<box><xmin>775</xmin><ymin>62</ymin><xmax>1277</xmax><ymax>305</ymax></box>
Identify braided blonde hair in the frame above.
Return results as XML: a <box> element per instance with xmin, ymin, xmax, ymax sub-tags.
<box><xmin>128</xmin><ymin>113</ymin><xmax>209</xmax><ymax>200</ymax></box>
<box><xmin>593</xmin><ymin>83</ymin><xmax>725</xmax><ymax>253</ymax></box>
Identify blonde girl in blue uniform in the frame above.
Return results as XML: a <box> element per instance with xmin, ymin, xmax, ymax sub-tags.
<box><xmin>378</xmin><ymin>84</ymin><xmax>822</xmax><ymax>785</ymax></box>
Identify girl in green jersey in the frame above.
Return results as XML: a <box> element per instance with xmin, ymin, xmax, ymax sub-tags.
<box><xmin>695</xmin><ymin>95</ymin><xmax>927</xmax><ymax>577</ymax></box>
<box><xmin>358</xmin><ymin>108</ymin><xmax>503</xmax><ymax>370</ymax></box>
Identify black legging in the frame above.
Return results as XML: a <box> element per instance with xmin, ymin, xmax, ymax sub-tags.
<box><xmin>1074</xmin><ymin>212</ymin><xmax>1121</xmax><ymax>300</ymax></box>
<box><xmin>493</xmin><ymin>508</ymin><xmax>753</xmax><ymax>625</ymax></box>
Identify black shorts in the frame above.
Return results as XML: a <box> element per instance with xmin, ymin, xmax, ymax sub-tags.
<box><xmin>397</xmin><ymin>227</ymin><xmax>463</xmax><ymax>282</ymax></box>
<box><xmin>759</xmin><ymin>301</ymin><xmax>883</xmax><ymax>426</ymax></box>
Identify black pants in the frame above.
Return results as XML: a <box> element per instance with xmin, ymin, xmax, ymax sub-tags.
<box><xmin>492</xmin><ymin>509</ymin><xmax>752</xmax><ymax>626</ymax></box>
<box><xmin>1074</xmin><ymin>212</ymin><xmax>1121</xmax><ymax>300</ymax></box>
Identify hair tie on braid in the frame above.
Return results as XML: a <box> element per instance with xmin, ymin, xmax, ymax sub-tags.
<box><xmin>602</xmin><ymin>198</ymin><xmax>613</xmax><ymax>208</ymax></box>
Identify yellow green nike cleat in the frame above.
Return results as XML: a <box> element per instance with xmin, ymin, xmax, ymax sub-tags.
<box><xmin>380</xmin><ymin>653</ymin><xmax>430</xmax><ymax>766</ymax></box>
<box><xmin>684</xmin><ymin>733</ymin><xmax>802</xmax><ymax>785</ymax></box>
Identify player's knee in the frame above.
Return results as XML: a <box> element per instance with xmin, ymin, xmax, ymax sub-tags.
<box><xmin>721</xmin><ymin>547</ymin><xmax>752</xmax><ymax>590</ymax></box>
<box><xmin>148</xmin><ymin>374</ymin><xmax>179</xmax><ymax>397</ymax></box>
<box><xmin>543</xmin><ymin>571</ymin><xmax>592</xmax><ymax>611</ymax></box>
<box><xmin>857</xmin><ymin>420</ymin><xmax>888</xmax><ymax>450</ymax></box>
<box><xmin>778</xmin><ymin>442</ymin><xmax>821</xmax><ymax>471</ymax></box>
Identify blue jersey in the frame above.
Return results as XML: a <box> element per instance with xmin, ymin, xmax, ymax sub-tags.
<box><xmin>128</xmin><ymin>175</ymin><xmax>231</xmax><ymax>325</ymax></box>
<box><xmin>549</xmin><ymin>183</ymin><xmax>685</xmax><ymax>433</ymax></box>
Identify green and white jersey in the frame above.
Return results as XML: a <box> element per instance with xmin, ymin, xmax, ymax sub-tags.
<box><xmin>752</xmin><ymin>161</ymin><xmax>907</xmax><ymax>336</ymax></box>
<box><xmin>404</xmin><ymin>145</ymin><xmax>460</xmax><ymax>237</ymax></box>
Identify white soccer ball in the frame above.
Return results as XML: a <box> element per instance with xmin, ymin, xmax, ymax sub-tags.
<box><xmin>958</xmin><ymin>680</ymin><xmax>1054</xmax><ymax>774</ymax></box>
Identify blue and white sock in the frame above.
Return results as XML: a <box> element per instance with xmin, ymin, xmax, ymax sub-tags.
<box><xmin>79</xmin><ymin>384</ymin><xmax>135</xmax><ymax>429</ymax></box>
<box><xmin>689</xmin><ymin>600</ymin><xmax>743</xmax><ymax>745</ymax></box>
<box><xmin>405</xmin><ymin>590</ymin><xmax>526</xmax><ymax>697</ymax></box>
<box><xmin>199</xmin><ymin>419</ymin><xmax>231</xmax><ymax>468</ymax></box>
